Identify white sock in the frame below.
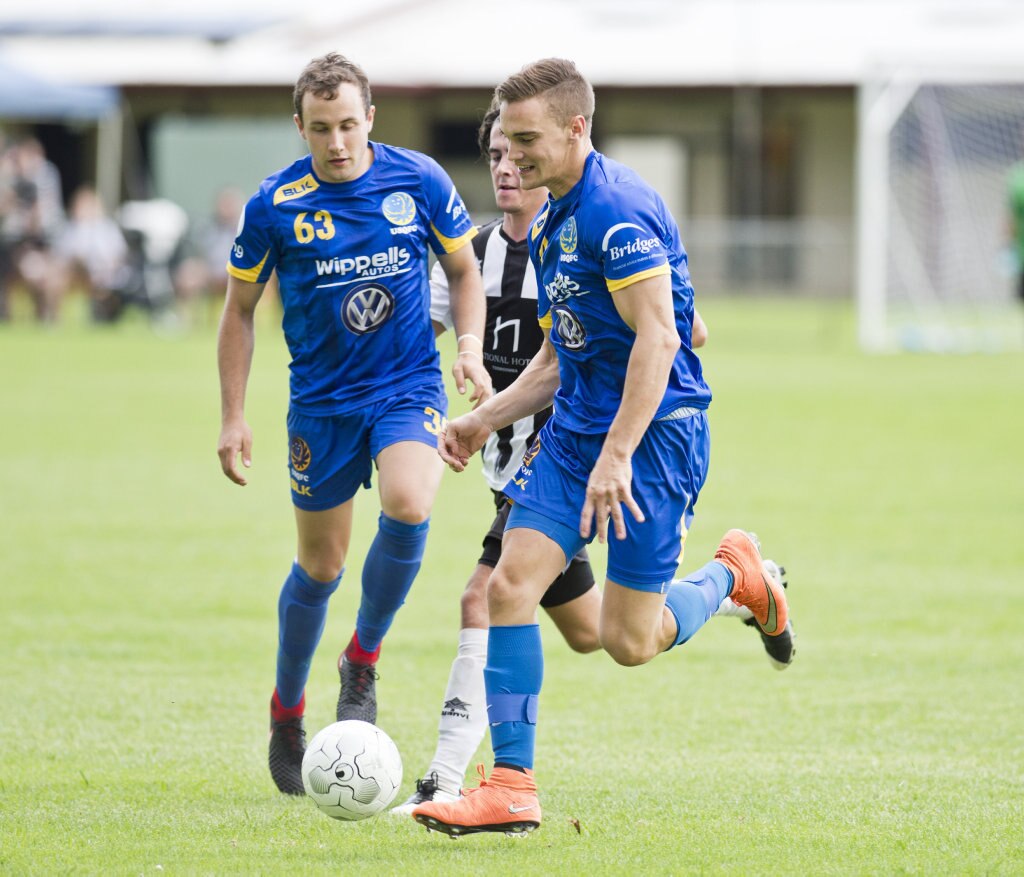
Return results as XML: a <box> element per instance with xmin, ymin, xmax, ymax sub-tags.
<box><xmin>425</xmin><ymin>628</ymin><xmax>488</xmax><ymax>795</ymax></box>
<box><xmin>715</xmin><ymin>596</ymin><xmax>754</xmax><ymax>620</ymax></box>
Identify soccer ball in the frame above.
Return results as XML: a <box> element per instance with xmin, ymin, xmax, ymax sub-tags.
<box><xmin>301</xmin><ymin>720</ymin><xmax>402</xmax><ymax>821</ymax></box>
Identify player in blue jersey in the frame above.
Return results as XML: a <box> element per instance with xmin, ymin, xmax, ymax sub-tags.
<box><xmin>216</xmin><ymin>53</ymin><xmax>490</xmax><ymax>796</ymax></box>
<box><xmin>413</xmin><ymin>59</ymin><xmax>792</xmax><ymax>837</ymax></box>
<box><xmin>393</xmin><ymin>105</ymin><xmax>791</xmax><ymax>817</ymax></box>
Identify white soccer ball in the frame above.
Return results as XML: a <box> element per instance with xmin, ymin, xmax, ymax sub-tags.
<box><xmin>301</xmin><ymin>720</ymin><xmax>403</xmax><ymax>821</ymax></box>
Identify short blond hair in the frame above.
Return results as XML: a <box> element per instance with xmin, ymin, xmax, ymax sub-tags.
<box><xmin>495</xmin><ymin>58</ymin><xmax>594</xmax><ymax>130</ymax></box>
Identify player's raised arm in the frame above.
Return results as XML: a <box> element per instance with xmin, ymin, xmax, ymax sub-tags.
<box><xmin>217</xmin><ymin>275</ymin><xmax>265</xmax><ymax>485</ymax></box>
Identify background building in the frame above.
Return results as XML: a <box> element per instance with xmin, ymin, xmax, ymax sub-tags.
<box><xmin>3</xmin><ymin>0</ymin><xmax>1024</xmax><ymax>345</ymax></box>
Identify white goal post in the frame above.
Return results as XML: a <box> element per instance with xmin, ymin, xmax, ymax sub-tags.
<box><xmin>857</xmin><ymin>65</ymin><xmax>1024</xmax><ymax>352</ymax></box>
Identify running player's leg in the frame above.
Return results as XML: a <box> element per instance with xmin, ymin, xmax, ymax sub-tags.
<box><xmin>599</xmin><ymin>412</ymin><xmax>733</xmax><ymax>660</ymax></box>
<box><xmin>597</xmin><ymin>413</ymin><xmax>791</xmax><ymax>661</ymax></box>
<box><xmin>413</xmin><ymin>520</ymin><xmax>568</xmax><ymax>836</ymax></box>
<box><xmin>540</xmin><ymin>551</ymin><xmax>600</xmax><ymax>654</ymax></box>
<box><xmin>396</xmin><ymin>504</ymin><xmax>599</xmax><ymax>815</ymax></box>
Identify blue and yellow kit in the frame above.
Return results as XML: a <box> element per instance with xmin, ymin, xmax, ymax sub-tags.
<box><xmin>229</xmin><ymin>143</ymin><xmax>476</xmax><ymax>416</ymax></box>
<box><xmin>529</xmin><ymin>151</ymin><xmax>711</xmax><ymax>433</ymax></box>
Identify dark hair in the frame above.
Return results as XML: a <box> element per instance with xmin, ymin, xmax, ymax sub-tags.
<box><xmin>494</xmin><ymin>58</ymin><xmax>594</xmax><ymax>130</ymax></box>
<box><xmin>477</xmin><ymin>103</ymin><xmax>501</xmax><ymax>158</ymax></box>
<box><xmin>293</xmin><ymin>53</ymin><xmax>372</xmax><ymax>120</ymax></box>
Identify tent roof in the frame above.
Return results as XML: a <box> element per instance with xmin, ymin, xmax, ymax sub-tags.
<box><xmin>0</xmin><ymin>55</ymin><xmax>118</xmax><ymax>120</ymax></box>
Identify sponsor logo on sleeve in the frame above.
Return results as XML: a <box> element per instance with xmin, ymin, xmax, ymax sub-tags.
<box><xmin>601</xmin><ymin>221</ymin><xmax>662</xmax><ymax>263</ymax></box>
<box><xmin>445</xmin><ymin>185</ymin><xmax>466</xmax><ymax>222</ymax></box>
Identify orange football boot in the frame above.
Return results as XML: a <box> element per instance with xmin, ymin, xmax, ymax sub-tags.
<box><xmin>714</xmin><ymin>529</ymin><xmax>789</xmax><ymax>636</ymax></box>
<box><xmin>413</xmin><ymin>764</ymin><xmax>541</xmax><ymax>838</ymax></box>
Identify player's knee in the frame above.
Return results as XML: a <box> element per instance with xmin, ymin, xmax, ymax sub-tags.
<box><xmin>562</xmin><ymin>627</ymin><xmax>601</xmax><ymax>654</ymax></box>
<box><xmin>382</xmin><ymin>499</ymin><xmax>432</xmax><ymax>525</ymax></box>
<box><xmin>569</xmin><ymin>635</ymin><xmax>598</xmax><ymax>655</ymax></box>
<box><xmin>486</xmin><ymin>566</ymin><xmax>530</xmax><ymax>616</ymax></box>
<box><xmin>486</xmin><ymin>570</ymin><xmax>515</xmax><ymax>612</ymax></box>
<box><xmin>298</xmin><ymin>557</ymin><xmax>343</xmax><ymax>584</ymax></box>
<box><xmin>600</xmin><ymin>630</ymin><xmax>657</xmax><ymax>667</ymax></box>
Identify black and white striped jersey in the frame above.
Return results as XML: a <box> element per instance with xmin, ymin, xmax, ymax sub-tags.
<box><xmin>430</xmin><ymin>219</ymin><xmax>552</xmax><ymax>491</ymax></box>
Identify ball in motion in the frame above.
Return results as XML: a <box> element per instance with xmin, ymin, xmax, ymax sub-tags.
<box><xmin>301</xmin><ymin>720</ymin><xmax>402</xmax><ymax>821</ymax></box>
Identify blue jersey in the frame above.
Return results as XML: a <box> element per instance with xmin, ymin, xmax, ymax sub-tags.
<box><xmin>228</xmin><ymin>143</ymin><xmax>476</xmax><ymax>415</ymax></box>
<box><xmin>528</xmin><ymin>151</ymin><xmax>710</xmax><ymax>434</ymax></box>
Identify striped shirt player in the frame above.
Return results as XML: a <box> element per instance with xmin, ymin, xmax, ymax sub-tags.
<box><xmin>430</xmin><ymin>218</ymin><xmax>549</xmax><ymax>492</ymax></box>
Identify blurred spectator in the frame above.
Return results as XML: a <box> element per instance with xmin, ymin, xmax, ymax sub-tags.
<box><xmin>115</xmin><ymin>197</ymin><xmax>190</xmax><ymax>326</ymax></box>
<box><xmin>0</xmin><ymin>136</ymin><xmax>65</xmax><ymax>322</ymax></box>
<box><xmin>54</xmin><ymin>185</ymin><xmax>130</xmax><ymax>322</ymax></box>
<box><xmin>175</xmin><ymin>186</ymin><xmax>244</xmax><ymax>324</ymax></box>
<box><xmin>0</xmin><ymin>135</ymin><xmax>13</xmax><ymax>317</ymax></box>
<box><xmin>1008</xmin><ymin>136</ymin><xmax>1024</xmax><ymax>309</ymax></box>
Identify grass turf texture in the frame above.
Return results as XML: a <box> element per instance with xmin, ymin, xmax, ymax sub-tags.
<box><xmin>1</xmin><ymin>297</ymin><xmax>1022</xmax><ymax>875</ymax></box>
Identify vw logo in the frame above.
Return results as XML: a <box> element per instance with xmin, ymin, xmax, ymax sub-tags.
<box><xmin>551</xmin><ymin>304</ymin><xmax>586</xmax><ymax>350</ymax></box>
<box><xmin>342</xmin><ymin>283</ymin><xmax>395</xmax><ymax>334</ymax></box>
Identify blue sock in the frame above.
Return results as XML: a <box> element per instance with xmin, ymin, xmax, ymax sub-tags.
<box><xmin>276</xmin><ymin>561</ymin><xmax>342</xmax><ymax>708</ymax></box>
<box><xmin>355</xmin><ymin>513</ymin><xmax>429</xmax><ymax>653</ymax></box>
<box><xmin>485</xmin><ymin>624</ymin><xmax>543</xmax><ymax>770</ymax></box>
<box><xmin>663</xmin><ymin>560</ymin><xmax>733</xmax><ymax>648</ymax></box>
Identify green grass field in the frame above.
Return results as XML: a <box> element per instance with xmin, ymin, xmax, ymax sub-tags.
<box><xmin>2</xmin><ymin>296</ymin><xmax>1022</xmax><ymax>875</ymax></box>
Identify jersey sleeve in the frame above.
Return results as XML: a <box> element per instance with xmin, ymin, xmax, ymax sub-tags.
<box><xmin>226</xmin><ymin>191</ymin><xmax>278</xmax><ymax>284</ymax></box>
<box><xmin>582</xmin><ymin>184</ymin><xmax>670</xmax><ymax>293</ymax></box>
<box><xmin>428</xmin><ymin>257</ymin><xmax>453</xmax><ymax>330</ymax></box>
<box><xmin>420</xmin><ymin>157</ymin><xmax>477</xmax><ymax>256</ymax></box>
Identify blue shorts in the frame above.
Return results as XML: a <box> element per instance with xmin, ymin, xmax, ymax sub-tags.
<box><xmin>503</xmin><ymin>411</ymin><xmax>710</xmax><ymax>592</ymax></box>
<box><xmin>286</xmin><ymin>383</ymin><xmax>448</xmax><ymax>511</ymax></box>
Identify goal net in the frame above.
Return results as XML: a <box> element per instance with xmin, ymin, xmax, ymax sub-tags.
<box><xmin>857</xmin><ymin>70</ymin><xmax>1024</xmax><ymax>352</ymax></box>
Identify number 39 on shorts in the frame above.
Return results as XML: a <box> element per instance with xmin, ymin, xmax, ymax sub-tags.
<box><xmin>423</xmin><ymin>407</ymin><xmax>447</xmax><ymax>436</ymax></box>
